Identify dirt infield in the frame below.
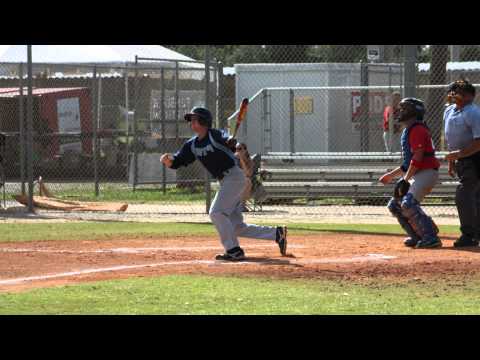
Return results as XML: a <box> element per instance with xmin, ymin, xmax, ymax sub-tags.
<box><xmin>1</xmin><ymin>232</ymin><xmax>480</xmax><ymax>293</ymax></box>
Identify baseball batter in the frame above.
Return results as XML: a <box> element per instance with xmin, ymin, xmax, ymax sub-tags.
<box><xmin>379</xmin><ymin>98</ymin><xmax>442</xmax><ymax>249</ymax></box>
<box><xmin>160</xmin><ymin>107</ymin><xmax>287</xmax><ymax>261</ymax></box>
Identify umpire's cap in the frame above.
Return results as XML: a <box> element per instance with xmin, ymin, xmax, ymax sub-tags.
<box><xmin>184</xmin><ymin>107</ymin><xmax>213</xmax><ymax>128</ymax></box>
<box><xmin>448</xmin><ymin>79</ymin><xmax>476</xmax><ymax>97</ymax></box>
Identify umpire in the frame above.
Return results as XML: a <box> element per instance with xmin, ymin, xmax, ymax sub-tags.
<box><xmin>445</xmin><ymin>80</ymin><xmax>480</xmax><ymax>247</ymax></box>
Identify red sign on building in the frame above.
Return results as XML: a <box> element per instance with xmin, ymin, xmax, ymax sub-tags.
<box><xmin>351</xmin><ymin>91</ymin><xmax>392</xmax><ymax>131</ymax></box>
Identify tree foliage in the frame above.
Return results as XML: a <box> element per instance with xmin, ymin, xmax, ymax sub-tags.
<box><xmin>166</xmin><ymin>45</ymin><xmax>480</xmax><ymax>66</ymax></box>
<box><xmin>166</xmin><ymin>45</ymin><xmax>371</xmax><ymax>66</ymax></box>
<box><xmin>309</xmin><ymin>45</ymin><xmax>367</xmax><ymax>62</ymax></box>
<box><xmin>460</xmin><ymin>45</ymin><xmax>480</xmax><ymax>61</ymax></box>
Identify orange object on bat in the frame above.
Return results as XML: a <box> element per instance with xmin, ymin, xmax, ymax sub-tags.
<box><xmin>237</xmin><ymin>98</ymin><xmax>249</xmax><ymax>122</ymax></box>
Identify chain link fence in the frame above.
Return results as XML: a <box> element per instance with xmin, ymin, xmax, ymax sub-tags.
<box><xmin>220</xmin><ymin>45</ymin><xmax>480</xmax><ymax>223</ymax></box>
<box><xmin>0</xmin><ymin>47</ymin><xmax>218</xmax><ymax>217</ymax></box>
<box><xmin>1</xmin><ymin>45</ymin><xmax>480</xmax><ymax>223</ymax></box>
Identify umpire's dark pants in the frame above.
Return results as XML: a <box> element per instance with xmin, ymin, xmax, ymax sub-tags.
<box><xmin>455</xmin><ymin>156</ymin><xmax>480</xmax><ymax>239</ymax></box>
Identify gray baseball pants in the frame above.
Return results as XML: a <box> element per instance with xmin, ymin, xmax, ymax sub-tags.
<box><xmin>209</xmin><ymin>166</ymin><xmax>277</xmax><ymax>252</ymax></box>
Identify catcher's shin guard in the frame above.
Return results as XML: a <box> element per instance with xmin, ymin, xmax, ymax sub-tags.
<box><xmin>400</xmin><ymin>193</ymin><xmax>438</xmax><ymax>241</ymax></box>
<box><xmin>387</xmin><ymin>197</ymin><xmax>420</xmax><ymax>241</ymax></box>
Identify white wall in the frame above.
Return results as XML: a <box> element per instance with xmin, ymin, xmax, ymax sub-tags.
<box><xmin>234</xmin><ymin>63</ymin><xmax>403</xmax><ymax>153</ymax></box>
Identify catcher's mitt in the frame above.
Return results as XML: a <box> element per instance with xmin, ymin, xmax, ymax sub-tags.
<box><xmin>394</xmin><ymin>178</ymin><xmax>410</xmax><ymax>199</ymax></box>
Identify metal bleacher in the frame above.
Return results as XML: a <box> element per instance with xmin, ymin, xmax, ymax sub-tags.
<box><xmin>257</xmin><ymin>152</ymin><xmax>457</xmax><ymax>205</ymax></box>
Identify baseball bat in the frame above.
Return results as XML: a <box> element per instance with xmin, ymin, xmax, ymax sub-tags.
<box><xmin>232</xmin><ymin>98</ymin><xmax>249</xmax><ymax>139</ymax></box>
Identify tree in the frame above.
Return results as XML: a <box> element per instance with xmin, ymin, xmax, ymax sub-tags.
<box><xmin>165</xmin><ymin>45</ymin><xmax>266</xmax><ymax>66</ymax></box>
<box><xmin>416</xmin><ymin>45</ymin><xmax>431</xmax><ymax>63</ymax></box>
<box><xmin>165</xmin><ymin>45</ymin><xmax>204</xmax><ymax>60</ymax></box>
<box><xmin>460</xmin><ymin>45</ymin><xmax>480</xmax><ymax>61</ymax></box>
<box><xmin>263</xmin><ymin>45</ymin><xmax>311</xmax><ymax>63</ymax></box>
<box><xmin>225</xmin><ymin>45</ymin><xmax>267</xmax><ymax>65</ymax></box>
<box><xmin>383</xmin><ymin>45</ymin><xmax>404</xmax><ymax>62</ymax></box>
<box><xmin>310</xmin><ymin>45</ymin><xmax>367</xmax><ymax>62</ymax></box>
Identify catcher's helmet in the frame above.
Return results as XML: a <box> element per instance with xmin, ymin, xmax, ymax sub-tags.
<box><xmin>396</xmin><ymin>97</ymin><xmax>425</xmax><ymax>122</ymax></box>
<box><xmin>184</xmin><ymin>107</ymin><xmax>213</xmax><ymax>128</ymax></box>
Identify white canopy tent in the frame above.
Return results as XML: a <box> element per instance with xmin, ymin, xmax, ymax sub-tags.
<box><xmin>0</xmin><ymin>45</ymin><xmax>199</xmax><ymax>64</ymax></box>
<box><xmin>0</xmin><ymin>45</ymin><xmax>207</xmax><ymax>79</ymax></box>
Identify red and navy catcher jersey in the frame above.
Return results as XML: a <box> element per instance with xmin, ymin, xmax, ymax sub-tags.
<box><xmin>400</xmin><ymin>121</ymin><xmax>440</xmax><ymax>172</ymax></box>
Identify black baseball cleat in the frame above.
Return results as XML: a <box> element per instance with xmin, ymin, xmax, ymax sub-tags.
<box><xmin>453</xmin><ymin>235</ymin><xmax>479</xmax><ymax>248</ymax></box>
<box><xmin>215</xmin><ymin>247</ymin><xmax>246</xmax><ymax>261</ymax></box>
<box><xmin>416</xmin><ymin>237</ymin><xmax>442</xmax><ymax>249</ymax></box>
<box><xmin>276</xmin><ymin>226</ymin><xmax>288</xmax><ymax>256</ymax></box>
<box><xmin>404</xmin><ymin>237</ymin><xmax>419</xmax><ymax>247</ymax></box>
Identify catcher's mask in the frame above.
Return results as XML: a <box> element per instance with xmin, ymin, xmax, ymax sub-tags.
<box><xmin>184</xmin><ymin>107</ymin><xmax>213</xmax><ymax>128</ymax></box>
<box><xmin>396</xmin><ymin>98</ymin><xmax>425</xmax><ymax>123</ymax></box>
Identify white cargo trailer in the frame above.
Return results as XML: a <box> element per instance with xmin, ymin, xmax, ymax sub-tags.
<box><xmin>233</xmin><ymin>63</ymin><xmax>403</xmax><ymax>154</ymax></box>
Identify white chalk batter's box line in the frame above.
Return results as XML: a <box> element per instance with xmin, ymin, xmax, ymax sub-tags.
<box><xmin>0</xmin><ymin>244</ymin><xmax>306</xmax><ymax>255</ymax></box>
<box><xmin>0</xmin><ymin>254</ymin><xmax>397</xmax><ymax>286</ymax></box>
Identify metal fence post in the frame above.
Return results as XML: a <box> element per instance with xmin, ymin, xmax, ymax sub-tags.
<box><xmin>91</xmin><ymin>66</ymin><xmax>98</xmax><ymax>197</ymax></box>
<box><xmin>450</xmin><ymin>45</ymin><xmax>461</xmax><ymax>62</ymax></box>
<box><xmin>161</xmin><ymin>67</ymin><xmax>166</xmax><ymax>195</ymax></box>
<box><xmin>360</xmin><ymin>61</ymin><xmax>369</xmax><ymax>152</ymax></box>
<box><xmin>261</xmin><ymin>89</ymin><xmax>268</xmax><ymax>154</ymax></box>
<box><xmin>388</xmin><ymin>65</ymin><xmax>394</xmax><ymax>152</ymax></box>
<box><xmin>124</xmin><ymin>68</ymin><xmax>130</xmax><ymax>180</ymax></box>
<box><xmin>174</xmin><ymin>62</ymin><xmax>179</xmax><ymax>139</ymax></box>
<box><xmin>212</xmin><ymin>60</ymin><xmax>217</xmax><ymax>124</ymax></box>
<box><xmin>289</xmin><ymin>89</ymin><xmax>295</xmax><ymax>153</ymax></box>
<box><xmin>132</xmin><ymin>57</ymin><xmax>139</xmax><ymax>191</ymax></box>
<box><xmin>403</xmin><ymin>45</ymin><xmax>417</xmax><ymax>98</ymax></box>
<box><xmin>26</xmin><ymin>45</ymin><xmax>34</xmax><ymax>213</ymax></box>
<box><xmin>19</xmin><ymin>63</ymin><xmax>26</xmax><ymax>195</ymax></box>
<box><xmin>93</xmin><ymin>68</ymin><xmax>100</xmax><ymax>197</ymax></box>
<box><xmin>217</xmin><ymin>61</ymin><xmax>224</xmax><ymax>129</ymax></box>
<box><xmin>204</xmin><ymin>46</ymin><xmax>212</xmax><ymax>214</ymax></box>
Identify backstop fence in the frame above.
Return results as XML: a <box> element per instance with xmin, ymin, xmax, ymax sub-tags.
<box><xmin>0</xmin><ymin>45</ymin><xmax>479</xmax><ymax>222</ymax></box>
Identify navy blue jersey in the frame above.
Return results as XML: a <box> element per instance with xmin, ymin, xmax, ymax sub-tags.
<box><xmin>170</xmin><ymin>128</ymin><xmax>239</xmax><ymax>179</ymax></box>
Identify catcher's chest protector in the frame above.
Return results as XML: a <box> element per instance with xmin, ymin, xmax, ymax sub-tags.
<box><xmin>400</xmin><ymin>122</ymin><xmax>435</xmax><ymax>170</ymax></box>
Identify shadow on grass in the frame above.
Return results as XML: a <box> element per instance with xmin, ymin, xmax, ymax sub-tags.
<box><xmin>0</xmin><ymin>211</ymin><xmax>56</xmax><ymax>221</ymax></box>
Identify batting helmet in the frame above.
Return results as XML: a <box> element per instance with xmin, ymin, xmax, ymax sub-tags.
<box><xmin>184</xmin><ymin>107</ymin><xmax>213</xmax><ymax>128</ymax></box>
<box><xmin>396</xmin><ymin>98</ymin><xmax>425</xmax><ymax>122</ymax></box>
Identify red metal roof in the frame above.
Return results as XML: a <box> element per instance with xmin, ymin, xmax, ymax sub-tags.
<box><xmin>0</xmin><ymin>88</ymin><xmax>22</xmax><ymax>94</ymax></box>
<box><xmin>0</xmin><ymin>87</ymin><xmax>88</xmax><ymax>98</ymax></box>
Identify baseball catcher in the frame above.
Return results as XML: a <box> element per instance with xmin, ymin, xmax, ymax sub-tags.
<box><xmin>160</xmin><ymin>107</ymin><xmax>287</xmax><ymax>261</ymax></box>
<box><xmin>379</xmin><ymin>98</ymin><xmax>442</xmax><ymax>248</ymax></box>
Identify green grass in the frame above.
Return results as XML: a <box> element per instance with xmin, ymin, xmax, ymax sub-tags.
<box><xmin>0</xmin><ymin>223</ymin><xmax>469</xmax><ymax>314</ymax></box>
<box><xmin>54</xmin><ymin>185</ymin><xmax>207</xmax><ymax>203</ymax></box>
<box><xmin>0</xmin><ymin>222</ymin><xmax>213</xmax><ymax>242</ymax></box>
<box><xmin>0</xmin><ymin>222</ymin><xmax>461</xmax><ymax>243</ymax></box>
<box><xmin>1</xmin><ymin>275</ymin><xmax>480</xmax><ymax>315</ymax></box>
